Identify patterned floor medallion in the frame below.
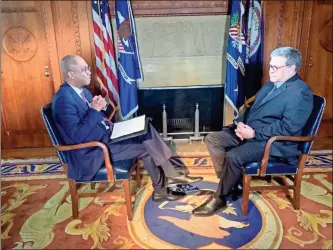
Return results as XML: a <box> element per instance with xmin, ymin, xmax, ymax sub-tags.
<box><xmin>128</xmin><ymin>177</ymin><xmax>283</xmax><ymax>249</ymax></box>
<box><xmin>1</xmin><ymin>153</ymin><xmax>332</xmax><ymax>249</ymax></box>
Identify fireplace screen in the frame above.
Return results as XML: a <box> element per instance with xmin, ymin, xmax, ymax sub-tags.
<box><xmin>137</xmin><ymin>86</ymin><xmax>224</xmax><ymax>135</ymax></box>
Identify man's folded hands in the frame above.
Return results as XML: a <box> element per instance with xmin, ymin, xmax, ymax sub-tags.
<box><xmin>234</xmin><ymin>122</ymin><xmax>255</xmax><ymax>140</ymax></box>
<box><xmin>91</xmin><ymin>95</ymin><xmax>107</xmax><ymax>111</ymax></box>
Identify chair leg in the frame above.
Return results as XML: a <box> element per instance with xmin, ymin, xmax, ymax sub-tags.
<box><xmin>265</xmin><ymin>175</ymin><xmax>272</xmax><ymax>183</ymax></box>
<box><xmin>68</xmin><ymin>180</ymin><xmax>79</xmax><ymax>219</ymax></box>
<box><xmin>123</xmin><ymin>179</ymin><xmax>133</xmax><ymax>221</ymax></box>
<box><xmin>242</xmin><ymin>175</ymin><xmax>251</xmax><ymax>216</ymax></box>
<box><xmin>293</xmin><ymin>172</ymin><xmax>302</xmax><ymax>210</ymax></box>
<box><xmin>136</xmin><ymin>160</ymin><xmax>141</xmax><ymax>189</ymax></box>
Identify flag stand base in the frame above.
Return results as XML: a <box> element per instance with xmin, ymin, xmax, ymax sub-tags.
<box><xmin>163</xmin><ymin>137</ymin><xmax>173</xmax><ymax>144</ymax></box>
<box><xmin>189</xmin><ymin>136</ymin><xmax>204</xmax><ymax>144</ymax></box>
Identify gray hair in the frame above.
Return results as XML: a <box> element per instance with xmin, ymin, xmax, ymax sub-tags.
<box><xmin>61</xmin><ymin>55</ymin><xmax>78</xmax><ymax>76</ymax></box>
<box><xmin>270</xmin><ymin>46</ymin><xmax>302</xmax><ymax>72</ymax></box>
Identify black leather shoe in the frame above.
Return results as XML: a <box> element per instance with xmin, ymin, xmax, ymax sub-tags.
<box><xmin>152</xmin><ymin>190</ymin><xmax>185</xmax><ymax>202</ymax></box>
<box><xmin>166</xmin><ymin>175</ymin><xmax>203</xmax><ymax>187</ymax></box>
<box><xmin>231</xmin><ymin>184</ymin><xmax>242</xmax><ymax>201</ymax></box>
<box><xmin>192</xmin><ymin>196</ymin><xmax>227</xmax><ymax>217</ymax></box>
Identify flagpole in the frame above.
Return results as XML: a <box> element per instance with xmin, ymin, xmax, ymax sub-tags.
<box><xmin>223</xmin><ymin>80</ymin><xmax>227</xmax><ymax>127</ymax></box>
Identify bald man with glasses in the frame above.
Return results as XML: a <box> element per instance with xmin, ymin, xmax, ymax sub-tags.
<box><xmin>52</xmin><ymin>55</ymin><xmax>203</xmax><ymax>203</ymax></box>
<box><xmin>192</xmin><ymin>46</ymin><xmax>313</xmax><ymax>216</ymax></box>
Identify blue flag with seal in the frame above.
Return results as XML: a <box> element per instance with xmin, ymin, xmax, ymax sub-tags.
<box><xmin>244</xmin><ymin>0</ymin><xmax>264</xmax><ymax>106</ymax></box>
<box><xmin>115</xmin><ymin>0</ymin><xmax>143</xmax><ymax>119</ymax></box>
<box><xmin>225</xmin><ymin>0</ymin><xmax>264</xmax><ymax>121</ymax></box>
<box><xmin>225</xmin><ymin>0</ymin><xmax>247</xmax><ymax>119</ymax></box>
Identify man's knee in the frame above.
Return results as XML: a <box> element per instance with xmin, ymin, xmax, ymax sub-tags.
<box><xmin>225</xmin><ymin>151</ymin><xmax>242</xmax><ymax>167</ymax></box>
<box><xmin>204</xmin><ymin>133</ymin><xmax>215</xmax><ymax>145</ymax></box>
<box><xmin>205</xmin><ymin>131</ymin><xmax>231</xmax><ymax>148</ymax></box>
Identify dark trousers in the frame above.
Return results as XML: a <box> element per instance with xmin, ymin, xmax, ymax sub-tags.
<box><xmin>205</xmin><ymin>126</ymin><xmax>265</xmax><ymax>197</ymax></box>
<box><xmin>108</xmin><ymin>123</ymin><xmax>180</xmax><ymax>193</ymax></box>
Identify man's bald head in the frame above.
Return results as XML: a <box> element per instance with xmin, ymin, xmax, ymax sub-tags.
<box><xmin>61</xmin><ymin>55</ymin><xmax>80</xmax><ymax>77</ymax></box>
<box><xmin>60</xmin><ymin>55</ymin><xmax>91</xmax><ymax>87</ymax></box>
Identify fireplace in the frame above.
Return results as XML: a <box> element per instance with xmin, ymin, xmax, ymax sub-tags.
<box><xmin>137</xmin><ymin>85</ymin><xmax>224</xmax><ymax>138</ymax></box>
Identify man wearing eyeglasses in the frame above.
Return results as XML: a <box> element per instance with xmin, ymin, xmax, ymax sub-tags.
<box><xmin>192</xmin><ymin>46</ymin><xmax>313</xmax><ymax>216</ymax></box>
<box><xmin>52</xmin><ymin>55</ymin><xmax>203</xmax><ymax>203</ymax></box>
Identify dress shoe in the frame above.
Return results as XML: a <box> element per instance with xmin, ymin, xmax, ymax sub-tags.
<box><xmin>192</xmin><ymin>195</ymin><xmax>227</xmax><ymax>217</ymax></box>
<box><xmin>152</xmin><ymin>190</ymin><xmax>185</xmax><ymax>202</ymax></box>
<box><xmin>177</xmin><ymin>168</ymin><xmax>190</xmax><ymax>176</ymax></box>
<box><xmin>165</xmin><ymin>175</ymin><xmax>203</xmax><ymax>187</ymax></box>
<box><xmin>231</xmin><ymin>184</ymin><xmax>242</xmax><ymax>201</ymax></box>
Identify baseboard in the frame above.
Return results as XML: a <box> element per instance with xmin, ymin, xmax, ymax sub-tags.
<box><xmin>1</xmin><ymin>147</ymin><xmax>57</xmax><ymax>160</ymax></box>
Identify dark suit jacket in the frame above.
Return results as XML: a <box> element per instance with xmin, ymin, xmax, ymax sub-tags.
<box><xmin>52</xmin><ymin>82</ymin><xmax>111</xmax><ymax>181</ymax></box>
<box><xmin>235</xmin><ymin>74</ymin><xmax>313</xmax><ymax>158</ymax></box>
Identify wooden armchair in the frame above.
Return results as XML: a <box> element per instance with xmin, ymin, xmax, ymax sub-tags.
<box><xmin>241</xmin><ymin>95</ymin><xmax>326</xmax><ymax>216</ymax></box>
<box><xmin>41</xmin><ymin>103</ymin><xmax>140</xmax><ymax>221</ymax></box>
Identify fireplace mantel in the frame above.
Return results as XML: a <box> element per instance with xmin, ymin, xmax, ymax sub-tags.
<box><xmin>109</xmin><ymin>1</ymin><xmax>229</xmax><ymax>17</ymax></box>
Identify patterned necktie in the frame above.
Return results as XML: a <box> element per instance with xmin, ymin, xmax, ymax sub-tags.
<box><xmin>260</xmin><ymin>85</ymin><xmax>277</xmax><ymax>105</ymax></box>
<box><xmin>80</xmin><ymin>91</ymin><xmax>89</xmax><ymax>105</ymax></box>
<box><xmin>104</xmin><ymin>117</ymin><xmax>113</xmax><ymax>131</ymax></box>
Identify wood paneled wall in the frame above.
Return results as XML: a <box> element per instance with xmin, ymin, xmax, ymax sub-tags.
<box><xmin>262</xmin><ymin>1</ymin><xmax>305</xmax><ymax>82</ymax></box>
<box><xmin>262</xmin><ymin>0</ymin><xmax>332</xmax><ymax>149</ymax></box>
<box><xmin>1</xmin><ymin>0</ymin><xmax>332</xmax><ymax>151</ymax></box>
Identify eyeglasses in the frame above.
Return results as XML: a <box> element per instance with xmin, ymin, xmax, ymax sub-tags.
<box><xmin>82</xmin><ymin>66</ymin><xmax>91</xmax><ymax>74</ymax></box>
<box><xmin>268</xmin><ymin>64</ymin><xmax>287</xmax><ymax>72</ymax></box>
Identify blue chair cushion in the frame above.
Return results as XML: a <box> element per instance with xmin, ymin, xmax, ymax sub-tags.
<box><xmin>82</xmin><ymin>159</ymin><xmax>135</xmax><ymax>182</ymax></box>
<box><xmin>243</xmin><ymin>161</ymin><xmax>298</xmax><ymax>176</ymax></box>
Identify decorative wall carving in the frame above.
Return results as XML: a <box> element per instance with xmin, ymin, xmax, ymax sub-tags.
<box><xmin>134</xmin><ymin>16</ymin><xmax>228</xmax><ymax>87</ymax></box>
<box><xmin>2</xmin><ymin>26</ymin><xmax>37</xmax><ymax>62</ymax></box>
<box><xmin>71</xmin><ymin>1</ymin><xmax>82</xmax><ymax>55</ymax></box>
<box><xmin>319</xmin><ymin>18</ymin><xmax>332</xmax><ymax>53</ymax></box>
<box><xmin>137</xmin><ymin>18</ymin><xmax>226</xmax><ymax>58</ymax></box>
<box><xmin>1</xmin><ymin>7</ymin><xmax>38</xmax><ymax>13</ymax></box>
<box><xmin>109</xmin><ymin>1</ymin><xmax>229</xmax><ymax>17</ymax></box>
<box><xmin>131</xmin><ymin>1</ymin><xmax>228</xmax><ymax>9</ymax></box>
<box><xmin>291</xmin><ymin>1</ymin><xmax>304</xmax><ymax>48</ymax></box>
<box><xmin>276</xmin><ymin>1</ymin><xmax>286</xmax><ymax>47</ymax></box>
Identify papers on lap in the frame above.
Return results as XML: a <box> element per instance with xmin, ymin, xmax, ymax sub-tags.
<box><xmin>110</xmin><ymin>115</ymin><xmax>147</xmax><ymax>142</ymax></box>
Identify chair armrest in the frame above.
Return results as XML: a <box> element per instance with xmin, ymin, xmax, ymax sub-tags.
<box><xmin>55</xmin><ymin>141</ymin><xmax>114</xmax><ymax>182</ymax></box>
<box><xmin>259</xmin><ymin>135</ymin><xmax>315</xmax><ymax>176</ymax></box>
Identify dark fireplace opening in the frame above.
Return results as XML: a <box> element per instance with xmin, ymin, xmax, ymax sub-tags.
<box><xmin>137</xmin><ymin>86</ymin><xmax>224</xmax><ymax>136</ymax></box>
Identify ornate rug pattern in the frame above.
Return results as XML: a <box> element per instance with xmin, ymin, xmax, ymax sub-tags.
<box><xmin>1</xmin><ymin>155</ymin><xmax>332</xmax><ymax>249</ymax></box>
<box><xmin>1</xmin><ymin>154</ymin><xmax>332</xmax><ymax>180</ymax></box>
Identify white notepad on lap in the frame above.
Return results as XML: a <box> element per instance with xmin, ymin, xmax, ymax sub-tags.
<box><xmin>110</xmin><ymin>115</ymin><xmax>147</xmax><ymax>141</ymax></box>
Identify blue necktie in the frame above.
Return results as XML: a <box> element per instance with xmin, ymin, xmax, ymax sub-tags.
<box><xmin>260</xmin><ymin>85</ymin><xmax>277</xmax><ymax>105</ymax></box>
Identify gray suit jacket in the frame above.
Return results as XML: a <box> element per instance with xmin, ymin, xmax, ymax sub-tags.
<box><xmin>235</xmin><ymin>74</ymin><xmax>313</xmax><ymax>158</ymax></box>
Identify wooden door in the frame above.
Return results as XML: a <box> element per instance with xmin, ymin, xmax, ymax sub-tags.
<box><xmin>1</xmin><ymin>1</ymin><xmax>60</xmax><ymax>148</ymax></box>
<box><xmin>300</xmin><ymin>1</ymin><xmax>332</xmax><ymax>150</ymax></box>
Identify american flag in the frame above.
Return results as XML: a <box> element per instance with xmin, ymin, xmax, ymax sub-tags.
<box><xmin>92</xmin><ymin>0</ymin><xmax>119</xmax><ymax>114</ymax></box>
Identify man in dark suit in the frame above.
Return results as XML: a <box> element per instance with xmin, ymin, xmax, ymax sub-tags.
<box><xmin>52</xmin><ymin>55</ymin><xmax>202</xmax><ymax>202</ymax></box>
<box><xmin>192</xmin><ymin>46</ymin><xmax>313</xmax><ymax>216</ymax></box>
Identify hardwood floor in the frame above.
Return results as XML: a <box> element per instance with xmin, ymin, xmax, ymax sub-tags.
<box><xmin>1</xmin><ymin>147</ymin><xmax>57</xmax><ymax>159</ymax></box>
<box><xmin>1</xmin><ymin>139</ymin><xmax>331</xmax><ymax>160</ymax></box>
